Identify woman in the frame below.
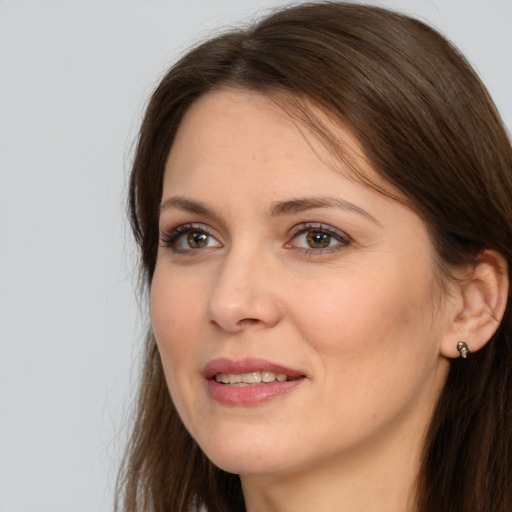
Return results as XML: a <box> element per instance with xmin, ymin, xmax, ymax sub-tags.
<box><xmin>117</xmin><ymin>2</ymin><xmax>512</xmax><ymax>511</ymax></box>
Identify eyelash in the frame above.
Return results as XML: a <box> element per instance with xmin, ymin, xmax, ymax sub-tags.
<box><xmin>159</xmin><ymin>222</ymin><xmax>351</xmax><ymax>255</ymax></box>
<box><xmin>159</xmin><ymin>223</ymin><xmax>219</xmax><ymax>253</ymax></box>
<box><xmin>286</xmin><ymin>223</ymin><xmax>351</xmax><ymax>255</ymax></box>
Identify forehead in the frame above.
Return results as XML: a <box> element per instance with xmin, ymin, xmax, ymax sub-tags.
<box><xmin>164</xmin><ymin>88</ymin><xmax>387</xmax><ymax>196</ymax></box>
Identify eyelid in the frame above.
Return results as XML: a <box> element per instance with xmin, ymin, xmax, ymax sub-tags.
<box><xmin>159</xmin><ymin>223</ymin><xmax>222</xmax><ymax>252</ymax></box>
<box><xmin>287</xmin><ymin>222</ymin><xmax>351</xmax><ymax>240</ymax></box>
<box><xmin>285</xmin><ymin>222</ymin><xmax>351</xmax><ymax>251</ymax></box>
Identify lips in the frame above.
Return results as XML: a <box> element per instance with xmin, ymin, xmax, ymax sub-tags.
<box><xmin>204</xmin><ymin>357</ymin><xmax>305</xmax><ymax>380</ymax></box>
<box><xmin>204</xmin><ymin>358</ymin><xmax>306</xmax><ymax>406</ymax></box>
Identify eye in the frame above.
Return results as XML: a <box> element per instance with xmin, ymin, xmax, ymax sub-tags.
<box><xmin>160</xmin><ymin>224</ymin><xmax>221</xmax><ymax>252</ymax></box>
<box><xmin>184</xmin><ymin>231</ymin><xmax>210</xmax><ymax>249</ymax></box>
<box><xmin>286</xmin><ymin>224</ymin><xmax>350</xmax><ymax>252</ymax></box>
<box><xmin>304</xmin><ymin>231</ymin><xmax>333</xmax><ymax>249</ymax></box>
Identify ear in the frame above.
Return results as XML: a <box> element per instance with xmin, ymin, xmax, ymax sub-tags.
<box><xmin>440</xmin><ymin>250</ymin><xmax>509</xmax><ymax>359</ymax></box>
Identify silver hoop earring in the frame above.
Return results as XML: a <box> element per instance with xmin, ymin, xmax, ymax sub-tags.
<box><xmin>457</xmin><ymin>341</ymin><xmax>470</xmax><ymax>359</ymax></box>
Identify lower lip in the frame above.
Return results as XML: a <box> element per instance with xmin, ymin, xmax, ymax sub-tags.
<box><xmin>207</xmin><ymin>378</ymin><xmax>305</xmax><ymax>406</ymax></box>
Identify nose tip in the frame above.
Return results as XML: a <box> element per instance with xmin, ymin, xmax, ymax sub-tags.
<box><xmin>206</xmin><ymin>258</ymin><xmax>281</xmax><ymax>333</ymax></box>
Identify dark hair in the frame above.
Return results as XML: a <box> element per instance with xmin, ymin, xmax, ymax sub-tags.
<box><xmin>117</xmin><ymin>2</ymin><xmax>512</xmax><ymax>511</ymax></box>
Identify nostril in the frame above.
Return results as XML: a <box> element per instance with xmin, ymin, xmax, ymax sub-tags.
<box><xmin>238</xmin><ymin>318</ymin><xmax>260</xmax><ymax>326</ymax></box>
<box><xmin>209</xmin><ymin>317</ymin><xmax>262</xmax><ymax>331</ymax></box>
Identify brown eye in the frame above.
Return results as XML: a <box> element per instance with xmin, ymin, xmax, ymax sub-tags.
<box><xmin>287</xmin><ymin>224</ymin><xmax>350</xmax><ymax>253</ymax></box>
<box><xmin>306</xmin><ymin>231</ymin><xmax>331</xmax><ymax>248</ymax></box>
<box><xmin>187</xmin><ymin>231</ymin><xmax>209</xmax><ymax>248</ymax></box>
<box><xmin>161</xmin><ymin>225</ymin><xmax>222</xmax><ymax>252</ymax></box>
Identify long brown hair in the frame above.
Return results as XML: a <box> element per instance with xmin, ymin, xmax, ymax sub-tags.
<box><xmin>117</xmin><ymin>2</ymin><xmax>512</xmax><ymax>511</ymax></box>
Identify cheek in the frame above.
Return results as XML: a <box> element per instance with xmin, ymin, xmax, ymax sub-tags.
<box><xmin>150</xmin><ymin>267</ymin><xmax>214</xmax><ymax>435</ymax></box>
<box><xmin>289</xmin><ymin>265</ymin><xmax>444</xmax><ymax>438</ymax></box>
<box><xmin>292</xmin><ymin>259</ymin><xmax>440</xmax><ymax>371</ymax></box>
<box><xmin>150</xmin><ymin>266</ymin><xmax>204</xmax><ymax>388</ymax></box>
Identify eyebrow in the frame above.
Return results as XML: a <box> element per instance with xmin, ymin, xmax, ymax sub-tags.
<box><xmin>160</xmin><ymin>195</ymin><xmax>379</xmax><ymax>224</ymax></box>
<box><xmin>270</xmin><ymin>197</ymin><xmax>379</xmax><ymax>224</ymax></box>
<box><xmin>160</xmin><ymin>196</ymin><xmax>215</xmax><ymax>216</ymax></box>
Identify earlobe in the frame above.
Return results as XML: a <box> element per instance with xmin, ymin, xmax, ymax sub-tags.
<box><xmin>440</xmin><ymin>250</ymin><xmax>509</xmax><ymax>359</ymax></box>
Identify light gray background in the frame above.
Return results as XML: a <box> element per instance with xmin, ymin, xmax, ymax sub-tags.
<box><xmin>1</xmin><ymin>1</ymin><xmax>511</xmax><ymax>511</ymax></box>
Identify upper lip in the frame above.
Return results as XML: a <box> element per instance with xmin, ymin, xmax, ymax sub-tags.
<box><xmin>203</xmin><ymin>358</ymin><xmax>305</xmax><ymax>379</ymax></box>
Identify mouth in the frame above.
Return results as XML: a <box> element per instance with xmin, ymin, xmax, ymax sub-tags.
<box><xmin>214</xmin><ymin>371</ymin><xmax>299</xmax><ymax>385</ymax></box>
<box><xmin>204</xmin><ymin>358</ymin><xmax>306</xmax><ymax>406</ymax></box>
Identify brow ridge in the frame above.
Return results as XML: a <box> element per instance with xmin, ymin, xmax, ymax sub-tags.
<box><xmin>160</xmin><ymin>196</ymin><xmax>214</xmax><ymax>216</ymax></box>
<box><xmin>270</xmin><ymin>196</ymin><xmax>378</xmax><ymax>224</ymax></box>
<box><xmin>160</xmin><ymin>195</ymin><xmax>378</xmax><ymax>225</ymax></box>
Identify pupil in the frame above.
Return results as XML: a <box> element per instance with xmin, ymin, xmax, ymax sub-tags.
<box><xmin>307</xmin><ymin>231</ymin><xmax>330</xmax><ymax>248</ymax></box>
<box><xmin>187</xmin><ymin>232</ymin><xmax>208</xmax><ymax>248</ymax></box>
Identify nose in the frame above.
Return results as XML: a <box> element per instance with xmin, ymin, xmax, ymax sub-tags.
<box><xmin>206</xmin><ymin>247</ymin><xmax>282</xmax><ymax>333</ymax></box>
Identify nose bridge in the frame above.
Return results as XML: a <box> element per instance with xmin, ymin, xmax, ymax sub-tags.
<box><xmin>206</xmin><ymin>241</ymin><xmax>281</xmax><ymax>331</ymax></box>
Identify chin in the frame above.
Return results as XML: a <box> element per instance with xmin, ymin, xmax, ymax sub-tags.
<box><xmin>195</xmin><ymin>429</ymin><xmax>295</xmax><ymax>476</ymax></box>
<box><xmin>207</xmin><ymin>453</ymin><xmax>289</xmax><ymax>476</ymax></box>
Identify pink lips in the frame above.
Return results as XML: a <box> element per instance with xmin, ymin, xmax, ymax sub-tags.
<box><xmin>204</xmin><ymin>358</ymin><xmax>306</xmax><ymax>406</ymax></box>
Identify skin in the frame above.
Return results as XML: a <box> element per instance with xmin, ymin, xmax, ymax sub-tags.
<box><xmin>151</xmin><ymin>89</ymin><xmax>460</xmax><ymax>512</ymax></box>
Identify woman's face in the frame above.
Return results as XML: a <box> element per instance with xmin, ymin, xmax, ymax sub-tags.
<box><xmin>151</xmin><ymin>89</ymin><xmax>453</xmax><ymax>479</ymax></box>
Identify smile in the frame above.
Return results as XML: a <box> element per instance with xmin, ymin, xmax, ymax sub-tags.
<box><xmin>205</xmin><ymin>358</ymin><xmax>306</xmax><ymax>406</ymax></box>
<box><xmin>214</xmin><ymin>371</ymin><xmax>291</xmax><ymax>385</ymax></box>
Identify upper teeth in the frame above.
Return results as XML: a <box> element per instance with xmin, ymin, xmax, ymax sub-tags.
<box><xmin>215</xmin><ymin>371</ymin><xmax>288</xmax><ymax>385</ymax></box>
